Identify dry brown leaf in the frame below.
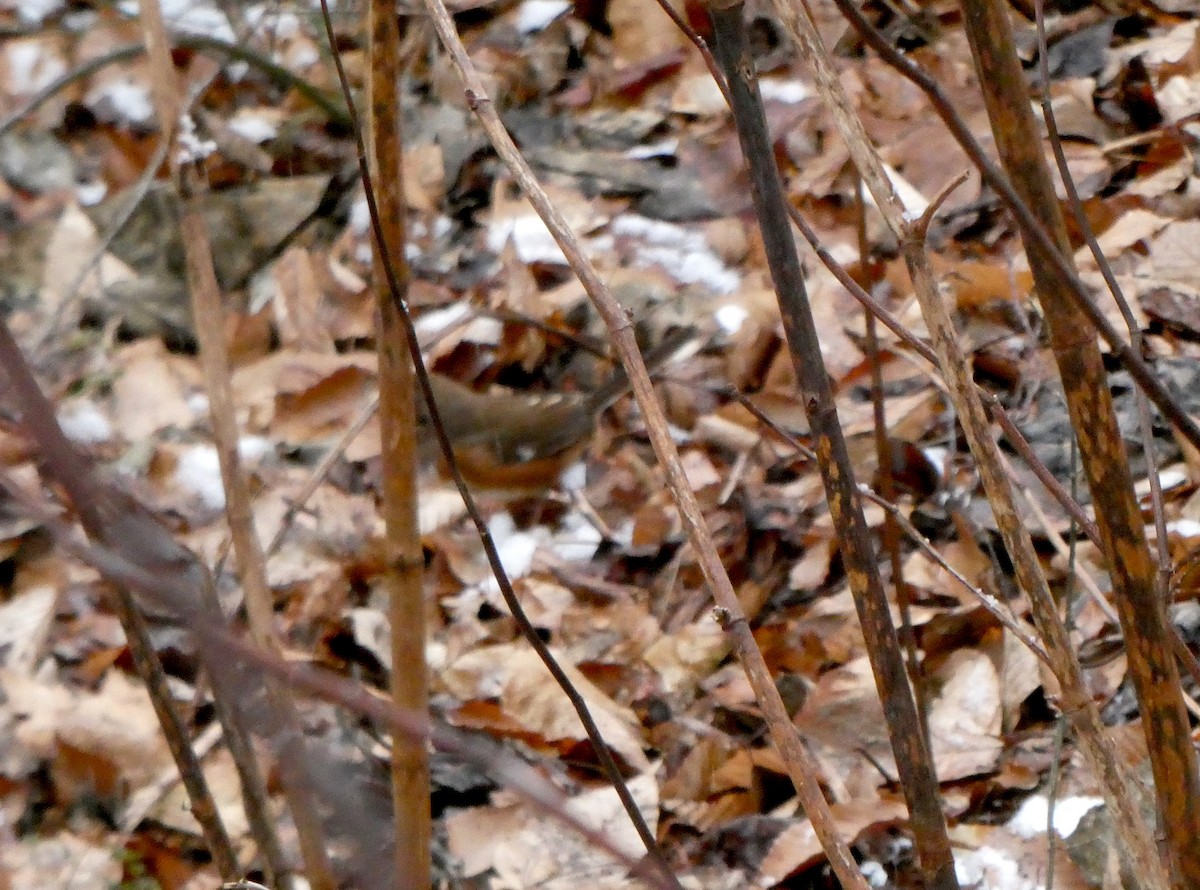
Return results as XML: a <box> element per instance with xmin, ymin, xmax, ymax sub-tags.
<box><xmin>272</xmin><ymin>246</ymin><xmax>336</xmax><ymax>353</ymax></box>
<box><xmin>111</xmin><ymin>339</ymin><xmax>201</xmax><ymax>439</ymax></box>
<box><xmin>660</xmin><ymin>734</ymin><xmax>738</xmax><ymax>802</ymax></box>
<box><xmin>1075</xmin><ymin>208</ymin><xmax>1171</xmax><ymax>268</ymax></box>
<box><xmin>53</xmin><ymin>671</ymin><xmax>174</xmax><ymax>796</ymax></box>
<box><xmin>788</xmin><ymin>535</ymin><xmax>837</xmax><ymax>592</ymax></box>
<box><xmin>0</xmin><ymin>575</ymin><xmax>58</xmax><ymax>676</ymax></box>
<box><xmin>1</xmin><ymin>834</ymin><xmax>121</xmax><ymax>888</ymax></box>
<box><xmin>793</xmin><ymin>656</ymin><xmax>894</xmax><ymax>792</ymax></box>
<box><xmin>230</xmin><ymin>348</ymin><xmax>376</xmax><ymax>432</ymax></box>
<box><xmin>756</xmin><ymin>799</ymin><xmax>908</xmax><ymax>886</ymax></box>
<box><xmin>447</xmin><ymin>773</ymin><xmax>659</xmax><ymax>888</ymax></box>
<box><xmin>901</xmin><ymin>537</ymin><xmax>992</xmax><ymax>609</ymax></box>
<box><xmin>41</xmin><ymin>204</ymin><xmax>139</xmax><ymax>312</ymax></box>
<box><xmin>405</xmin><ymin>142</ymin><xmax>447</xmax><ymax>212</ymax></box>
<box><xmin>950</xmin><ymin>820</ymin><xmax>1092</xmax><ymax>890</ymax></box>
<box><xmin>502</xmin><ymin>648</ymin><xmax>651</xmax><ymax>773</ymax></box>
<box><xmin>150</xmin><ymin>747</ymin><xmax>250</xmax><ymax>840</ymax></box>
<box><xmin>642</xmin><ymin>613</ymin><xmax>729</xmax><ymax>694</ymax></box>
<box><xmin>927</xmin><ymin>648</ymin><xmax>1003</xmax><ymax>781</ymax></box>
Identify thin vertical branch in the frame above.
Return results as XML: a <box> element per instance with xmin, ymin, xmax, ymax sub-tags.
<box><xmin>735</xmin><ymin>387</ymin><xmax>1047</xmax><ymax>659</ymax></box>
<box><xmin>650</xmin><ymin>0</ymin><xmax>732</xmax><ymax>106</ymax></box>
<box><xmin>788</xmin><ymin>198</ymin><xmax>1104</xmax><ymax>549</ymax></box>
<box><xmin>770</xmin><ymin>0</ymin><xmax>1168</xmax><ymax>885</ymax></box>
<box><xmin>91</xmin><ymin>16</ymin><xmax>288</xmax><ymax>876</ymax></box>
<box><xmin>366</xmin><ymin>0</ymin><xmax>432</xmax><ymax>886</ymax></box>
<box><xmin>707</xmin><ymin>11</ymin><xmax>957</xmax><ymax>889</ymax></box>
<box><xmin>0</xmin><ymin>323</ymin><xmax>673</xmax><ymax>884</ymax></box>
<box><xmin>1032</xmin><ymin>0</ymin><xmax>1200</xmax><ymax>694</ymax></box>
<box><xmin>315</xmin><ymin>3</ymin><xmax>683</xmax><ymax>887</ymax></box>
<box><xmin>854</xmin><ymin>181</ymin><xmax>929</xmax><ymax>749</ymax></box>
<box><xmin>0</xmin><ymin>319</ymin><xmax>247</xmax><ymax>878</ymax></box>
<box><xmin>173</xmin><ymin>201</ymin><xmax>277</xmax><ymax>649</ymax></box>
<box><xmin>137</xmin><ymin>3</ymin><xmax>336</xmax><ymax>886</ymax></box>
<box><xmin>1031</xmin><ymin>0</ymin><xmax>1171</xmax><ymax>594</ymax></box>
<box><xmin>401</xmin><ymin>0</ymin><xmax>871</xmax><ymax>886</ymax></box>
<box><xmin>0</xmin><ymin>456</ymin><xmax>675</xmax><ymax>888</ymax></box>
<box><xmin>957</xmin><ymin>1</ymin><xmax>1200</xmax><ymax>884</ymax></box>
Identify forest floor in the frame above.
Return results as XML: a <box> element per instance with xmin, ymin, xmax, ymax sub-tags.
<box><xmin>1</xmin><ymin>0</ymin><xmax>1200</xmax><ymax>887</ymax></box>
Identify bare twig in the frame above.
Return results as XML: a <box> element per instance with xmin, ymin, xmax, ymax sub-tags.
<box><xmin>1032</xmin><ymin>0</ymin><xmax>1171</xmax><ymax>599</ymax></box>
<box><xmin>0</xmin><ymin>468</ymin><xmax>670</xmax><ymax>889</ymax></box>
<box><xmin>707</xmin><ymin>11</ymin><xmax>956</xmax><ymax>889</ymax></box>
<box><xmin>788</xmin><ymin>204</ymin><xmax>1107</xmax><ymax>553</ymax></box>
<box><xmin>408</xmin><ymin>1</ymin><xmax>880</xmax><ymax>887</ymax></box>
<box><xmin>138</xmin><ymin>3</ymin><xmax>335</xmax><ymax>884</ymax></box>
<box><xmin>315</xmin><ymin>2</ymin><xmax>681</xmax><ymax>887</ymax></box>
<box><xmin>958</xmin><ymin>0</ymin><xmax>1200</xmax><ymax>881</ymax></box>
<box><xmin>364</xmin><ymin>0</ymin><xmax>432</xmax><ymax>885</ymax></box>
<box><xmin>266</xmin><ymin>392</ymin><xmax>379</xmax><ymax>557</ymax></box>
<box><xmin>650</xmin><ymin>0</ymin><xmax>732</xmax><ymax>106</ymax></box>
<box><xmin>827</xmin><ymin>0</ymin><xmax>1200</xmax><ymax>456</ymax></box>
<box><xmin>0</xmin><ymin>324</ymin><xmax>243</xmax><ymax>879</ymax></box>
<box><xmin>771</xmin><ymin>0</ymin><xmax>1167</xmax><ymax>884</ymax></box>
<box><xmin>855</xmin><ymin>178</ymin><xmax>930</xmax><ymax>749</ymax></box>
<box><xmin>730</xmin><ymin>386</ymin><xmax>1049</xmax><ymax>660</ymax></box>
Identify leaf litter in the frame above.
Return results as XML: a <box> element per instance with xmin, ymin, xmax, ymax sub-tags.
<box><xmin>1</xmin><ymin>0</ymin><xmax>1199</xmax><ymax>887</ymax></box>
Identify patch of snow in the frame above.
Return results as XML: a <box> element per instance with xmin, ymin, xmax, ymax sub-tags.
<box><xmin>860</xmin><ymin>860</ymin><xmax>888</xmax><ymax>888</ymax></box>
<box><xmin>1173</xmin><ymin>601</ymin><xmax>1200</xmax><ymax>633</ymax></box>
<box><xmin>58</xmin><ymin>400</ymin><xmax>113</xmax><ymax>444</ymax></box>
<box><xmin>611</xmin><ymin>214</ymin><xmax>740</xmax><ymax>294</ymax></box>
<box><xmin>350</xmin><ymin>194</ymin><xmax>371</xmax><ymax>234</ymax></box>
<box><xmin>187</xmin><ymin>392</ymin><xmax>210</xmax><ymax>417</ymax></box>
<box><xmin>488</xmin><ymin>213</ymin><xmax>566</xmax><ymax>266</ymax></box>
<box><xmin>1007</xmin><ymin>794</ymin><xmax>1103</xmax><ymax>840</ymax></box>
<box><xmin>285</xmin><ymin>42</ymin><xmax>320</xmax><ymax>70</ymax></box>
<box><xmin>516</xmin><ymin>0</ymin><xmax>569</xmax><ymax>34</ymax></box>
<box><xmin>827</xmin><ymin>241</ymin><xmax>859</xmax><ymax>267</ymax></box>
<box><xmin>868</xmin><ymin>162</ymin><xmax>929</xmax><ymax>219</ymax></box>
<box><xmin>6</xmin><ymin>0</ymin><xmax>64</xmax><ymax>24</ymax></box>
<box><xmin>481</xmin><ymin>512</ymin><xmax>541</xmax><ymax>595</ymax></box>
<box><xmin>415</xmin><ymin>303</ymin><xmax>470</xmax><ymax>339</ymax></box>
<box><xmin>460</xmin><ymin>316</ymin><xmax>504</xmax><ymax>346</ymax></box>
<box><xmin>954</xmin><ymin>845</ymin><xmax>1032</xmax><ymax>890</ymax></box>
<box><xmin>921</xmin><ymin>446</ymin><xmax>950</xmax><ymax>478</ymax></box>
<box><xmin>238</xmin><ymin>435</ymin><xmax>274</xmax><ymax>464</ymax></box>
<box><xmin>118</xmin><ymin>0</ymin><xmax>234</xmax><ymax>41</ymax></box>
<box><xmin>76</xmin><ymin>180</ymin><xmax>108</xmax><ymax>207</ymax></box>
<box><xmin>415</xmin><ymin>303</ymin><xmax>471</xmax><ymax>340</ymax></box>
<box><xmin>227</xmin><ymin>113</ymin><xmax>278</xmax><ymax>144</ymax></box>
<box><xmin>626</xmin><ymin>139</ymin><xmax>678</xmax><ymax>160</ymax></box>
<box><xmin>244</xmin><ymin>7</ymin><xmax>303</xmax><ymax>40</ymax></box>
<box><xmin>557</xmin><ymin>461</ymin><xmax>588</xmax><ymax>494</ymax></box>
<box><xmin>715</xmin><ymin>303</ymin><xmax>748</xmax><ymax>334</ymax></box>
<box><xmin>62</xmin><ymin>9</ymin><xmax>97</xmax><ymax>31</ymax></box>
<box><xmin>610</xmin><ymin>518</ymin><xmax>634</xmax><ymax>549</ymax></box>
<box><xmin>1156</xmin><ymin>466</ymin><xmax>1188</xmax><ymax>489</ymax></box>
<box><xmin>87</xmin><ymin>77</ymin><xmax>154</xmax><ymax>127</ymax></box>
<box><xmin>6</xmin><ymin>40</ymin><xmax>67</xmax><ymax>95</ymax></box>
<box><xmin>1168</xmin><ymin>519</ymin><xmax>1200</xmax><ymax>538</ymax></box>
<box><xmin>550</xmin><ymin>509</ymin><xmax>602</xmax><ymax>562</ymax></box>
<box><xmin>759</xmin><ymin>78</ymin><xmax>811</xmax><ymax>104</ymax></box>
<box><xmin>172</xmin><ymin>438</ymin><xmax>272</xmax><ymax>510</ymax></box>
<box><xmin>175</xmin><ymin>114</ymin><xmax>217</xmax><ymax>163</ymax></box>
<box><xmin>174</xmin><ymin>444</ymin><xmax>225</xmax><ymax>510</ymax></box>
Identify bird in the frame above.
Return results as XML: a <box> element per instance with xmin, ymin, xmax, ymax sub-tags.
<box><xmin>417</xmin><ymin>330</ymin><xmax>694</xmax><ymax>497</ymax></box>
